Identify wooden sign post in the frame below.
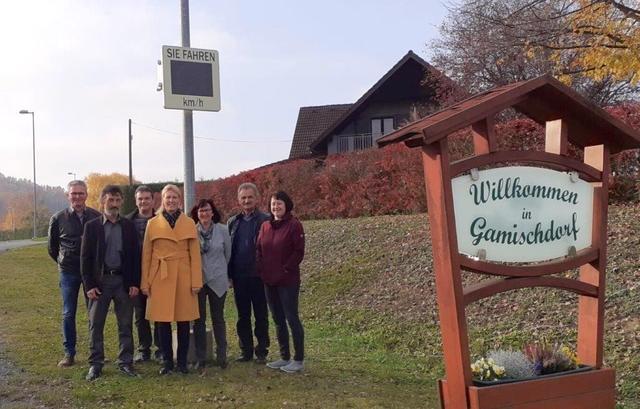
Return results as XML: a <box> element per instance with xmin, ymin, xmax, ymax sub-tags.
<box><xmin>378</xmin><ymin>75</ymin><xmax>640</xmax><ymax>409</ymax></box>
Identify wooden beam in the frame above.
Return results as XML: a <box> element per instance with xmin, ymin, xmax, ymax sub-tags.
<box><xmin>545</xmin><ymin>119</ymin><xmax>568</xmax><ymax>155</ymax></box>
<box><xmin>472</xmin><ymin>117</ymin><xmax>497</xmax><ymax>155</ymax></box>
<box><xmin>463</xmin><ymin>276</ymin><xmax>599</xmax><ymax>306</ymax></box>
<box><xmin>422</xmin><ymin>138</ymin><xmax>471</xmax><ymax>409</ymax></box>
<box><xmin>460</xmin><ymin>247</ymin><xmax>599</xmax><ymax>278</ymax></box>
<box><xmin>423</xmin><ymin>96</ymin><xmax>529</xmax><ymax>146</ymax></box>
<box><xmin>577</xmin><ymin>144</ymin><xmax>609</xmax><ymax>368</ymax></box>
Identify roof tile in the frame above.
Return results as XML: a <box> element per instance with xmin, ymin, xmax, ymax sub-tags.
<box><xmin>288</xmin><ymin>104</ymin><xmax>352</xmax><ymax>159</ymax></box>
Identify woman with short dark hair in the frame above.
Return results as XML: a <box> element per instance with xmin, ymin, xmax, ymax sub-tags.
<box><xmin>256</xmin><ymin>191</ymin><xmax>306</xmax><ymax>373</ymax></box>
<box><xmin>189</xmin><ymin>198</ymin><xmax>231</xmax><ymax>370</ymax></box>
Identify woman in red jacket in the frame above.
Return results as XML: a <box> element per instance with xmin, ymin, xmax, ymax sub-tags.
<box><xmin>256</xmin><ymin>191</ymin><xmax>306</xmax><ymax>373</ymax></box>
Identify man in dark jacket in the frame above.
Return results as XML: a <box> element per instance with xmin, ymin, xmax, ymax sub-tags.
<box><xmin>81</xmin><ymin>185</ymin><xmax>140</xmax><ymax>381</ymax></box>
<box><xmin>227</xmin><ymin>182</ymin><xmax>271</xmax><ymax>363</ymax></box>
<box><xmin>48</xmin><ymin>180</ymin><xmax>101</xmax><ymax>367</ymax></box>
<box><xmin>125</xmin><ymin>185</ymin><xmax>160</xmax><ymax>362</ymax></box>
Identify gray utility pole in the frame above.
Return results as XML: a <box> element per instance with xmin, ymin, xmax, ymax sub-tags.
<box><xmin>128</xmin><ymin>119</ymin><xmax>133</xmax><ymax>185</ymax></box>
<box><xmin>181</xmin><ymin>0</ymin><xmax>196</xmax><ymax>211</ymax></box>
<box><xmin>19</xmin><ymin>110</ymin><xmax>37</xmax><ymax>239</ymax></box>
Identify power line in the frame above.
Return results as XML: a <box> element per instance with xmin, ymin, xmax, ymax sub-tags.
<box><xmin>131</xmin><ymin>121</ymin><xmax>291</xmax><ymax>143</ymax></box>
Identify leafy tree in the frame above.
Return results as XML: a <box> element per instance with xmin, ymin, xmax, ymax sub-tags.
<box><xmin>0</xmin><ymin>193</ymin><xmax>52</xmax><ymax>238</ymax></box>
<box><xmin>0</xmin><ymin>195</ymin><xmax>28</xmax><ymax>232</ymax></box>
<box><xmin>430</xmin><ymin>0</ymin><xmax>639</xmax><ymax>105</ymax></box>
<box><xmin>85</xmin><ymin>172</ymin><xmax>138</xmax><ymax>210</ymax></box>
<box><xmin>521</xmin><ymin>0</ymin><xmax>640</xmax><ymax>84</ymax></box>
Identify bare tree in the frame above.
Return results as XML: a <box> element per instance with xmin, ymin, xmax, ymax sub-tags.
<box><xmin>430</xmin><ymin>0</ymin><xmax>639</xmax><ymax>105</ymax></box>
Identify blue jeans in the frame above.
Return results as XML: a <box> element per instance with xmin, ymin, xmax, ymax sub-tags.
<box><xmin>59</xmin><ymin>271</ymin><xmax>86</xmax><ymax>357</ymax></box>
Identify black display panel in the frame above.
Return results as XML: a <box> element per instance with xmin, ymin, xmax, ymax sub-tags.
<box><xmin>170</xmin><ymin>60</ymin><xmax>213</xmax><ymax>97</ymax></box>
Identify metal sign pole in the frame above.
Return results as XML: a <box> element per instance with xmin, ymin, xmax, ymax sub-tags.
<box><xmin>128</xmin><ymin>118</ymin><xmax>133</xmax><ymax>185</ymax></box>
<box><xmin>181</xmin><ymin>0</ymin><xmax>195</xmax><ymax>212</ymax></box>
<box><xmin>31</xmin><ymin>112</ymin><xmax>37</xmax><ymax>239</ymax></box>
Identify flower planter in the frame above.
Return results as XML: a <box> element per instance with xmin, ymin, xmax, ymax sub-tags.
<box><xmin>472</xmin><ymin>364</ymin><xmax>593</xmax><ymax>387</ymax></box>
<box><xmin>438</xmin><ymin>367</ymin><xmax>615</xmax><ymax>409</ymax></box>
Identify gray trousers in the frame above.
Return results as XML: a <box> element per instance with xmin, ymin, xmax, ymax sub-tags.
<box><xmin>88</xmin><ymin>274</ymin><xmax>134</xmax><ymax>367</ymax></box>
<box><xmin>193</xmin><ymin>284</ymin><xmax>227</xmax><ymax>362</ymax></box>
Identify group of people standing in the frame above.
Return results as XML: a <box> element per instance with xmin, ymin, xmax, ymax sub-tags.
<box><xmin>47</xmin><ymin>180</ymin><xmax>306</xmax><ymax>381</ymax></box>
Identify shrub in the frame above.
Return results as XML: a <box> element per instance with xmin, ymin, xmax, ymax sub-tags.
<box><xmin>523</xmin><ymin>342</ymin><xmax>577</xmax><ymax>375</ymax></box>
<box><xmin>487</xmin><ymin>350</ymin><xmax>536</xmax><ymax>379</ymax></box>
<box><xmin>471</xmin><ymin>357</ymin><xmax>506</xmax><ymax>381</ymax></box>
<box><xmin>194</xmin><ymin>144</ymin><xmax>426</xmax><ymax>220</ymax></box>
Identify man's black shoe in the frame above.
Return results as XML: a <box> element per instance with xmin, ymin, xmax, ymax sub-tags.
<box><xmin>217</xmin><ymin>358</ymin><xmax>228</xmax><ymax>369</ymax></box>
<box><xmin>119</xmin><ymin>365</ymin><xmax>138</xmax><ymax>377</ymax></box>
<box><xmin>85</xmin><ymin>365</ymin><xmax>102</xmax><ymax>381</ymax></box>
<box><xmin>255</xmin><ymin>355</ymin><xmax>267</xmax><ymax>365</ymax></box>
<box><xmin>159</xmin><ymin>365</ymin><xmax>172</xmax><ymax>375</ymax></box>
<box><xmin>177</xmin><ymin>364</ymin><xmax>189</xmax><ymax>374</ymax></box>
<box><xmin>235</xmin><ymin>355</ymin><xmax>252</xmax><ymax>362</ymax></box>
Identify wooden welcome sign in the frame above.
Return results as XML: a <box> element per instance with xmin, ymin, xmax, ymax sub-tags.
<box><xmin>378</xmin><ymin>75</ymin><xmax>640</xmax><ymax>409</ymax></box>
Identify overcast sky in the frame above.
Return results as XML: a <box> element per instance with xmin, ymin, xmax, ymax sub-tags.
<box><xmin>1</xmin><ymin>0</ymin><xmax>447</xmax><ymax>189</ymax></box>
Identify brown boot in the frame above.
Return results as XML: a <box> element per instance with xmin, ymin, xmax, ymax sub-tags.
<box><xmin>57</xmin><ymin>355</ymin><xmax>74</xmax><ymax>367</ymax></box>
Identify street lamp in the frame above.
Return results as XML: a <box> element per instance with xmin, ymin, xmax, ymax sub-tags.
<box><xmin>67</xmin><ymin>171</ymin><xmax>76</xmax><ymax>180</ymax></box>
<box><xmin>19</xmin><ymin>109</ymin><xmax>37</xmax><ymax>239</ymax></box>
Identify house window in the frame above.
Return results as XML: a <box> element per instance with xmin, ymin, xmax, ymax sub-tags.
<box><xmin>371</xmin><ymin>117</ymin><xmax>395</xmax><ymax>139</ymax></box>
<box><xmin>338</xmin><ymin>136</ymin><xmax>350</xmax><ymax>153</ymax></box>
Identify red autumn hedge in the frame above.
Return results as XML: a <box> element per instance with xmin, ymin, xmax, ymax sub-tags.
<box><xmin>196</xmin><ymin>104</ymin><xmax>640</xmax><ymax>220</ymax></box>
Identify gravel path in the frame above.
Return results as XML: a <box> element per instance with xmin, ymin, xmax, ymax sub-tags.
<box><xmin>0</xmin><ymin>240</ymin><xmax>45</xmax><ymax>252</ymax></box>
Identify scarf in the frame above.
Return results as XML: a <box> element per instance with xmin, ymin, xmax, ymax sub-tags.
<box><xmin>198</xmin><ymin>223</ymin><xmax>213</xmax><ymax>254</ymax></box>
<box><xmin>162</xmin><ymin>209</ymin><xmax>181</xmax><ymax>229</ymax></box>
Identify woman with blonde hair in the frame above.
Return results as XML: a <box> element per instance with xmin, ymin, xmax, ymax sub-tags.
<box><xmin>141</xmin><ymin>184</ymin><xmax>202</xmax><ymax>374</ymax></box>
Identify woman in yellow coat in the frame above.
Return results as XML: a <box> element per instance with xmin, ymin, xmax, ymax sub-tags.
<box><xmin>141</xmin><ymin>184</ymin><xmax>202</xmax><ymax>375</ymax></box>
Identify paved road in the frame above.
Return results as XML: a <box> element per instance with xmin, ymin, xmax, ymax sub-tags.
<box><xmin>0</xmin><ymin>239</ymin><xmax>45</xmax><ymax>252</ymax></box>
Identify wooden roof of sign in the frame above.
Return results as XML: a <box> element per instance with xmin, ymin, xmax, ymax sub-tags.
<box><xmin>377</xmin><ymin>74</ymin><xmax>640</xmax><ymax>154</ymax></box>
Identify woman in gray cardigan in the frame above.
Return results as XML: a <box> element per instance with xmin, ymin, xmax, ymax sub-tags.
<box><xmin>190</xmin><ymin>199</ymin><xmax>232</xmax><ymax>370</ymax></box>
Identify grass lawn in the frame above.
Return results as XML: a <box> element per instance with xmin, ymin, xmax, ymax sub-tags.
<box><xmin>1</xmin><ymin>206</ymin><xmax>639</xmax><ymax>408</ymax></box>
<box><xmin>0</xmin><ymin>246</ymin><xmax>440</xmax><ymax>408</ymax></box>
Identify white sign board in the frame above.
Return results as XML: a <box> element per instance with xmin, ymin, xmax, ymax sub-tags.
<box><xmin>162</xmin><ymin>45</ymin><xmax>221</xmax><ymax>111</ymax></box>
<box><xmin>451</xmin><ymin>166</ymin><xmax>594</xmax><ymax>263</ymax></box>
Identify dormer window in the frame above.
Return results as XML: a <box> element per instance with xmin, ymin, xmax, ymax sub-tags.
<box><xmin>371</xmin><ymin>117</ymin><xmax>395</xmax><ymax>139</ymax></box>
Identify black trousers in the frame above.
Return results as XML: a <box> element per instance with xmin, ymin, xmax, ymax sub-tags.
<box><xmin>193</xmin><ymin>284</ymin><xmax>227</xmax><ymax>362</ymax></box>
<box><xmin>87</xmin><ymin>274</ymin><xmax>134</xmax><ymax>367</ymax></box>
<box><xmin>133</xmin><ymin>293</ymin><xmax>160</xmax><ymax>354</ymax></box>
<box><xmin>265</xmin><ymin>282</ymin><xmax>304</xmax><ymax>362</ymax></box>
<box><xmin>232</xmin><ymin>276</ymin><xmax>270</xmax><ymax>358</ymax></box>
<box><xmin>156</xmin><ymin>321</ymin><xmax>189</xmax><ymax>368</ymax></box>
